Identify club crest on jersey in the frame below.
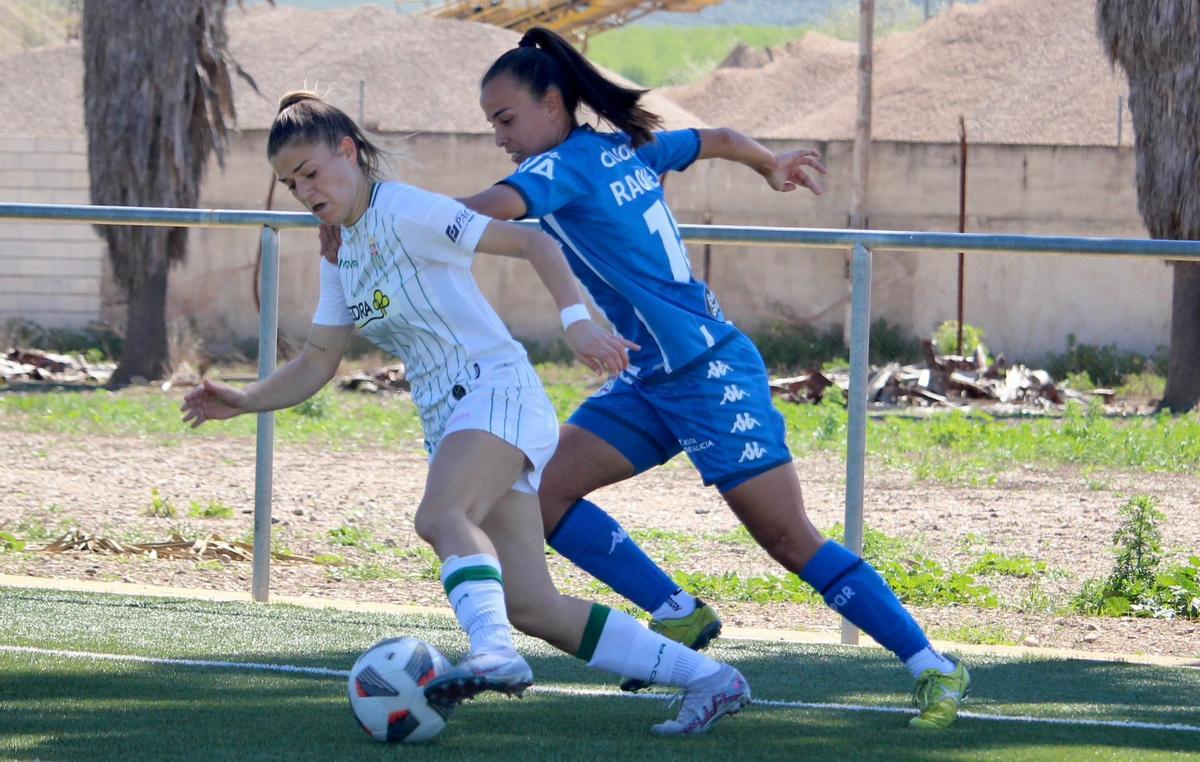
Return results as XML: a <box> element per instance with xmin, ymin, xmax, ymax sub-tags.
<box><xmin>367</xmin><ymin>237</ymin><xmax>384</xmax><ymax>269</ymax></box>
<box><xmin>705</xmin><ymin>287</ymin><xmax>723</xmax><ymax>319</ymax></box>
<box><xmin>350</xmin><ymin>289</ymin><xmax>390</xmax><ymax>327</ymax></box>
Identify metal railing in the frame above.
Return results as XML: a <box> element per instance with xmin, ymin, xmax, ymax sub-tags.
<box><xmin>4</xmin><ymin>202</ymin><xmax>1200</xmax><ymax>645</ymax></box>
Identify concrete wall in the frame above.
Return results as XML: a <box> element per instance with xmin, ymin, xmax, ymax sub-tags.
<box><xmin>2</xmin><ymin>129</ymin><xmax>1167</xmax><ymax>364</ymax></box>
<box><xmin>0</xmin><ymin>135</ymin><xmax>104</xmax><ymax>329</ymax></box>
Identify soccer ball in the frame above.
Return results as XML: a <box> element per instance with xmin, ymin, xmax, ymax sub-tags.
<box><xmin>348</xmin><ymin>637</ymin><xmax>454</xmax><ymax>743</ymax></box>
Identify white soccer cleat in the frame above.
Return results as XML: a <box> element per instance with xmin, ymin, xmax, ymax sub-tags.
<box><xmin>650</xmin><ymin>664</ymin><xmax>751</xmax><ymax>736</ymax></box>
<box><xmin>422</xmin><ymin>649</ymin><xmax>534</xmax><ymax>707</ymax></box>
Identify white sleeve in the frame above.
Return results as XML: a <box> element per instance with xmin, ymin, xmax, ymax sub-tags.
<box><xmin>387</xmin><ymin>186</ymin><xmax>491</xmax><ymax>267</ymax></box>
<box><xmin>312</xmin><ymin>258</ymin><xmax>354</xmax><ymax>326</ymax></box>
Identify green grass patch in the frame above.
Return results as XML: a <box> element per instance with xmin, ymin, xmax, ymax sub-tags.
<box><xmin>967</xmin><ymin>553</ymin><xmax>1048</xmax><ymax>578</ymax></box>
<box><xmin>1</xmin><ymin>588</ymin><xmax>1198</xmax><ymax>760</ymax></box>
<box><xmin>326</xmin><ymin>525</ymin><xmax>375</xmax><ymax>549</ymax></box>
<box><xmin>928</xmin><ymin>624</ymin><xmax>1017</xmax><ymax>647</ymax></box>
<box><xmin>187</xmin><ymin>500</ymin><xmax>234</xmax><ymax>520</ymax></box>
<box><xmin>4</xmin><ymin>382</ymin><xmax>1199</xmax><ymax>482</ymax></box>
<box><xmin>587</xmin><ymin>25</ymin><xmax>813</xmax><ymax>87</ymax></box>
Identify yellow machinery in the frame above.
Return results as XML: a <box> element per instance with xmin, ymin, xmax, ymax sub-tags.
<box><xmin>412</xmin><ymin>0</ymin><xmax>725</xmax><ymax>40</ymax></box>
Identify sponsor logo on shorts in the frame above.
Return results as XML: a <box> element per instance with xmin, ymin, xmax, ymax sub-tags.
<box><xmin>730</xmin><ymin>413</ymin><xmax>761</xmax><ymax>434</ymax></box>
<box><xmin>679</xmin><ymin>437</ymin><xmax>715</xmax><ymax>454</ymax></box>
<box><xmin>738</xmin><ymin>442</ymin><xmax>767</xmax><ymax>463</ymax></box>
<box><xmin>707</xmin><ymin>360</ymin><xmax>732</xmax><ymax>379</ymax></box>
<box><xmin>720</xmin><ymin>384</ymin><xmax>749</xmax><ymax>405</ymax></box>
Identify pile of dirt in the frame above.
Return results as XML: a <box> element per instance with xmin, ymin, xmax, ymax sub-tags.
<box><xmin>666</xmin><ymin>0</ymin><xmax>1132</xmax><ymax>145</ymax></box>
<box><xmin>0</xmin><ymin>4</ymin><xmax>705</xmax><ymax>138</ymax></box>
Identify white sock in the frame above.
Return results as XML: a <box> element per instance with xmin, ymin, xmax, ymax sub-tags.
<box><xmin>441</xmin><ymin>553</ymin><xmax>514</xmax><ymax>655</ymax></box>
<box><xmin>904</xmin><ymin>647</ymin><xmax>956</xmax><ymax>679</ymax></box>
<box><xmin>650</xmin><ymin>588</ymin><xmax>698</xmax><ymax>621</ymax></box>
<box><xmin>584</xmin><ymin>607</ymin><xmax>719</xmax><ymax>687</ymax></box>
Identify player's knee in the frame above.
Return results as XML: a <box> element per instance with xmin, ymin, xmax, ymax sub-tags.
<box><xmin>413</xmin><ymin>504</ymin><xmax>456</xmax><ymax>547</ymax></box>
<box><xmin>537</xmin><ymin>494</ymin><xmax>573</xmax><ymax>538</ymax></box>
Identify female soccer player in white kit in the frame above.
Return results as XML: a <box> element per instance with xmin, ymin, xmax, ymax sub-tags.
<box><xmin>180</xmin><ymin>91</ymin><xmax>750</xmax><ymax>735</ymax></box>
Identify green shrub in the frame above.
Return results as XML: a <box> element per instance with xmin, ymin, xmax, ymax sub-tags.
<box><xmin>1074</xmin><ymin>495</ymin><xmax>1198</xmax><ymax>619</ymax></box>
<box><xmin>1046</xmin><ymin>334</ymin><xmax>1167</xmax><ymax>388</ymax></box>
<box><xmin>2</xmin><ymin>318</ymin><xmax>123</xmax><ymax>361</ymax></box>
<box><xmin>748</xmin><ymin>321</ymin><xmax>845</xmax><ymax>372</ymax></box>
<box><xmin>931</xmin><ymin>320</ymin><xmax>987</xmax><ymax>356</ymax></box>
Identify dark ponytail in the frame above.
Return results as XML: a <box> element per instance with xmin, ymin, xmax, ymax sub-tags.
<box><xmin>482</xmin><ymin>27</ymin><xmax>663</xmax><ymax>147</ymax></box>
<box><xmin>267</xmin><ymin>90</ymin><xmax>387</xmax><ymax>180</ymax></box>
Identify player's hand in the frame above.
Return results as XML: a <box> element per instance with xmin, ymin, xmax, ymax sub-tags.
<box><xmin>319</xmin><ymin>224</ymin><xmax>341</xmax><ymax>264</ymax></box>
<box><xmin>766</xmin><ymin>149</ymin><xmax>826</xmax><ymax>195</ymax></box>
<box><xmin>181</xmin><ymin>379</ymin><xmax>250</xmax><ymax>428</ymax></box>
<box><xmin>564</xmin><ymin>321</ymin><xmax>639</xmax><ymax>376</ymax></box>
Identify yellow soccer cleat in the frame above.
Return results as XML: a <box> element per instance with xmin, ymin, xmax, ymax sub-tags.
<box><xmin>909</xmin><ymin>659</ymin><xmax>970</xmax><ymax>729</ymax></box>
<box><xmin>620</xmin><ymin>600</ymin><xmax>722</xmax><ymax>692</ymax></box>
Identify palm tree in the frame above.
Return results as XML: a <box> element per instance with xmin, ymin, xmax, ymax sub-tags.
<box><xmin>82</xmin><ymin>1</ymin><xmax>241</xmax><ymax>387</ymax></box>
<box><xmin>1096</xmin><ymin>1</ymin><xmax>1200</xmax><ymax>413</ymax></box>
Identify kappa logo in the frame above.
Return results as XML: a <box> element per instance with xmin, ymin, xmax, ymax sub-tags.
<box><xmin>738</xmin><ymin>442</ymin><xmax>767</xmax><ymax>463</ymax></box>
<box><xmin>521</xmin><ymin>151</ymin><xmax>561</xmax><ymax>181</ymax></box>
<box><xmin>707</xmin><ymin>360</ymin><xmax>732</xmax><ymax>379</ymax></box>
<box><xmin>730</xmin><ymin>412</ymin><xmax>761</xmax><ymax>434</ymax></box>
<box><xmin>720</xmin><ymin>384</ymin><xmax>749</xmax><ymax>405</ymax></box>
<box><xmin>609</xmin><ymin>527</ymin><xmax>627</xmax><ymax>554</ymax></box>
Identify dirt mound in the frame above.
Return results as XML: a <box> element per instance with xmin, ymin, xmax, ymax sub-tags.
<box><xmin>0</xmin><ymin>5</ymin><xmax>706</xmax><ymax>138</ymax></box>
<box><xmin>668</xmin><ymin>31</ymin><xmax>856</xmax><ymax>138</ymax></box>
<box><xmin>666</xmin><ymin>0</ymin><xmax>1131</xmax><ymax>145</ymax></box>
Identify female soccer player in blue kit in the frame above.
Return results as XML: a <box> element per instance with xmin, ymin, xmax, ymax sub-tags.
<box><xmin>459</xmin><ymin>28</ymin><xmax>971</xmax><ymax>730</ymax></box>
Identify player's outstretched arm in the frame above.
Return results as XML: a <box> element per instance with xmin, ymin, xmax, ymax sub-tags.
<box><xmin>696</xmin><ymin>127</ymin><xmax>827</xmax><ymax>195</ymax></box>
<box><xmin>180</xmin><ymin>323</ymin><xmax>353</xmax><ymax>428</ymax></box>
<box><xmin>474</xmin><ymin>220</ymin><xmax>638</xmax><ymax>375</ymax></box>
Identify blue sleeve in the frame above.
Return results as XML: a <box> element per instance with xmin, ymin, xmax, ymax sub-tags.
<box><xmin>635</xmin><ymin>129</ymin><xmax>702</xmax><ymax>175</ymax></box>
<box><xmin>497</xmin><ymin>149</ymin><xmax>588</xmax><ymax>218</ymax></box>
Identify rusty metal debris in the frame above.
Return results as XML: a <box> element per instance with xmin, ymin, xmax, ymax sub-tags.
<box><xmin>1</xmin><ymin>348</ymin><xmax>113</xmax><ymax>385</ymax></box>
<box><xmin>770</xmin><ymin>340</ymin><xmax>1096</xmax><ymax>410</ymax></box>
<box><xmin>39</xmin><ymin>529</ymin><xmax>313</xmax><ymax>563</ymax></box>
<box><xmin>337</xmin><ymin>363</ymin><xmax>408</xmax><ymax>393</ymax></box>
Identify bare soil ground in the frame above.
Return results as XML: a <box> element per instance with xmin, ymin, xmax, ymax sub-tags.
<box><xmin>3</xmin><ymin>427</ymin><xmax>1199</xmax><ymax>661</ymax></box>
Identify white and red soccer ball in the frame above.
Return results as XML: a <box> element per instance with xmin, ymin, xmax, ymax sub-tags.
<box><xmin>348</xmin><ymin>637</ymin><xmax>454</xmax><ymax>743</ymax></box>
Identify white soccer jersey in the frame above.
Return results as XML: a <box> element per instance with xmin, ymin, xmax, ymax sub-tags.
<box><xmin>313</xmin><ymin>182</ymin><xmax>536</xmax><ymax>443</ymax></box>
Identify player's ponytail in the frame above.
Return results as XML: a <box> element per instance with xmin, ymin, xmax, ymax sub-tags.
<box><xmin>482</xmin><ymin>27</ymin><xmax>662</xmax><ymax>147</ymax></box>
<box><xmin>267</xmin><ymin>90</ymin><xmax>387</xmax><ymax>180</ymax></box>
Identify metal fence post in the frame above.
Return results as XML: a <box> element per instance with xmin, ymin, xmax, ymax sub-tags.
<box><xmin>841</xmin><ymin>241</ymin><xmax>873</xmax><ymax>645</ymax></box>
<box><xmin>252</xmin><ymin>225</ymin><xmax>280</xmax><ymax>602</ymax></box>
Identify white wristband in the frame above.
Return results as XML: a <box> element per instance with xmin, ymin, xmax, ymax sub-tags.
<box><xmin>560</xmin><ymin>304</ymin><xmax>590</xmax><ymax>331</ymax></box>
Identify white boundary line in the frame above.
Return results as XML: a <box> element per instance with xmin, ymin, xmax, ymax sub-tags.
<box><xmin>3</xmin><ymin>645</ymin><xmax>1199</xmax><ymax>735</ymax></box>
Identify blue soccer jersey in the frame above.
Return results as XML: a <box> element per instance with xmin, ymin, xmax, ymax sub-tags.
<box><xmin>500</xmin><ymin>125</ymin><xmax>737</xmax><ymax>377</ymax></box>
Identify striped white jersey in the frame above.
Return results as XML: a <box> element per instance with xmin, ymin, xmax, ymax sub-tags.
<box><xmin>312</xmin><ymin>181</ymin><xmax>536</xmax><ymax>441</ymax></box>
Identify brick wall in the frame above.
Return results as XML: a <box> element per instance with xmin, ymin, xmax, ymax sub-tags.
<box><xmin>0</xmin><ymin>135</ymin><xmax>105</xmax><ymax>330</ymax></box>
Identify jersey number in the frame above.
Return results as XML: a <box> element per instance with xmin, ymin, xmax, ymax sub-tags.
<box><xmin>643</xmin><ymin>200</ymin><xmax>691</xmax><ymax>282</ymax></box>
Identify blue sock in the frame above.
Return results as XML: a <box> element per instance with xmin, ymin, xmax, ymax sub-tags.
<box><xmin>547</xmin><ymin>500</ymin><xmax>678</xmax><ymax>613</ymax></box>
<box><xmin>799</xmin><ymin>540</ymin><xmax>931</xmax><ymax>661</ymax></box>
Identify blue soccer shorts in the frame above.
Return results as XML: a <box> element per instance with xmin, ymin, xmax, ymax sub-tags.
<box><xmin>566</xmin><ymin>332</ymin><xmax>793</xmax><ymax>493</ymax></box>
